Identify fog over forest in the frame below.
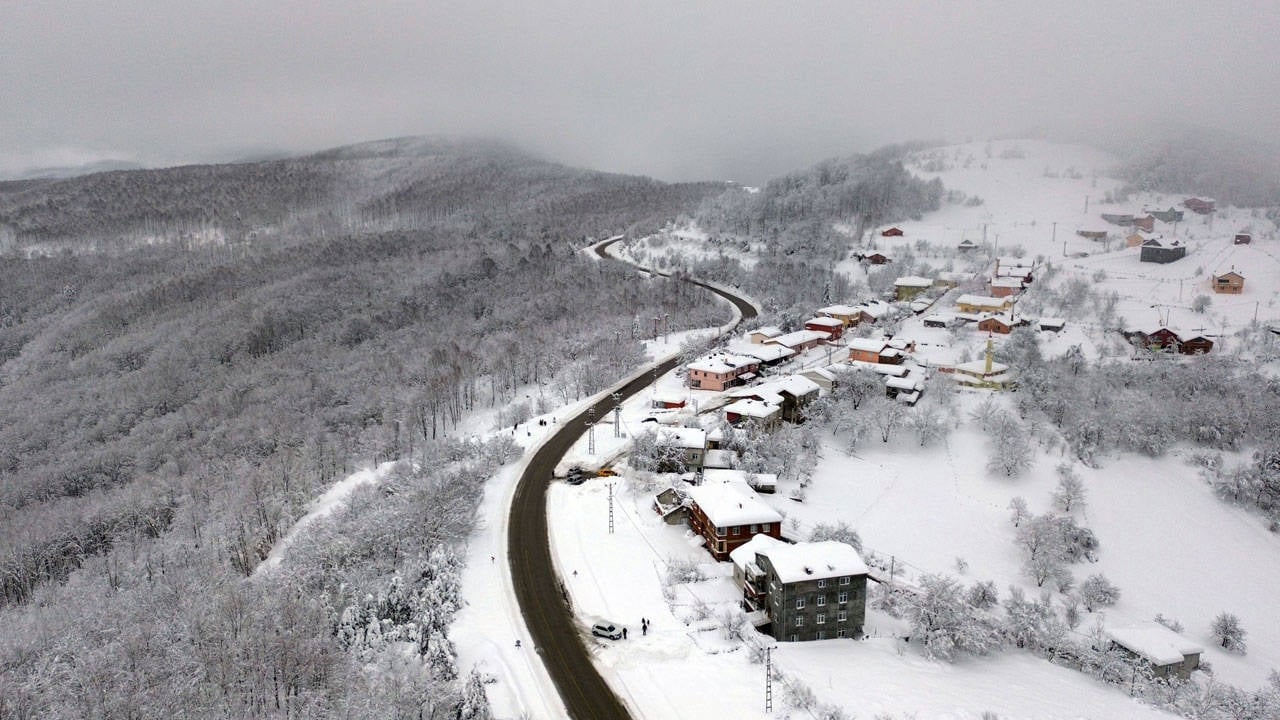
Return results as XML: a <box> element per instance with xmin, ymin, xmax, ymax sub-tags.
<box><xmin>4</xmin><ymin>2</ymin><xmax>1279</xmax><ymax>183</ymax></box>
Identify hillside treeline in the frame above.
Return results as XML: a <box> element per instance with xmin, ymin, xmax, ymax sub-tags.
<box><xmin>1115</xmin><ymin>129</ymin><xmax>1280</xmax><ymax>208</ymax></box>
<box><xmin>0</xmin><ymin>141</ymin><xmax>726</xmax><ymax>717</ymax></box>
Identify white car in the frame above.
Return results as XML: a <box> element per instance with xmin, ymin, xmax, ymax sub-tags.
<box><xmin>591</xmin><ymin>622</ymin><xmax>623</xmax><ymax>640</ymax></box>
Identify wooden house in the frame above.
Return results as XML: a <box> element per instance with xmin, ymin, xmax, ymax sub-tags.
<box><xmin>1140</xmin><ymin>238</ymin><xmax>1186</xmax><ymax>264</ymax></box>
<box><xmin>1180</xmin><ymin>335</ymin><xmax>1214</xmax><ymax>355</ymax></box>
<box><xmin>847</xmin><ymin>338</ymin><xmax>903</xmax><ymax>365</ymax></box>
<box><xmin>766</xmin><ymin>329</ymin><xmax>828</xmax><ymax>353</ymax></box>
<box><xmin>1184</xmin><ymin>198</ymin><xmax>1215</xmax><ymax>215</ymax></box>
<box><xmin>748</xmin><ymin>326</ymin><xmax>784</xmax><ymax>343</ymax></box>
<box><xmin>860</xmin><ymin>252</ymin><xmax>892</xmax><ymax>265</ymax></box>
<box><xmin>989</xmin><ymin>277</ymin><xmax>1026</xmax><ymax>297</ymax></box>
<box><xmin>1212</xmin><ymin>271</ymin><xmax>1244</xmax><ymax>294</ymax></box>
<box><xmin>1126</xmin><ymin>327</ymin><xmax>1182</xmax><ymax>352</ymax></box>
<box><xmin>1132</xmin><ymin>215</ymin><xmax>1155</xmax><ymax>232</ymax></box>
<box><xmin>957</xmin><ymin>238</ymin><xmax>979</xmax><ymax>251</ymax></box>
<box><xmin>881</xmin><ymin>227</ymin><xmax>904</xmax><ymax>237</ymax></box>
<box><xmin>817</xmin><ymin>304</ymin><xmax>863</xmax><ymax>328</ymax></box>
<box><xmin>977</xmin><ymin>313</ymin><xmax>1028</xmax><ymax>335</ymax></box>
<box><xmin>1235</xmin><ymin>233</ymin><xmax>1252</xmax><ymax>245</ymax></box>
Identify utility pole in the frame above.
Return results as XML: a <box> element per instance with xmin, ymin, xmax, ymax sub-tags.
<box><xmin>612</xmin><ymin>392</ymin><xmax>622</xmax><ymax>438</ymax></box>
<box><xmin>653</xmin><ymin>316</ymin><xmax>660</xmax><ymax>340</ymax></box>
<box><xmin>607</xmin><ymin>482</ymin><xmax>615</xmax><ymax>534</ymax></box>
<box><xmin>765</xmin><ymin>646</ymin><xmax>774</xmax><ymax>713</ymax></box>
<box><xmin>1051</xmin><ymin>221</ymin><xmax>1057</xmax><ymax>246</ymax></box>
<box><xmin>587</xmin><ymin>408</ymin><xmax>596</xmax><ymax>455</ymax></box>
<box><xmin>1084</xmin><ymin>195</ymin><xmax>1089</xmax><ymax>214</ymax></box>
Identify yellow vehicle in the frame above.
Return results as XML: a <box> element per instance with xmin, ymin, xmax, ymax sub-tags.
<box><xmin>596</xmin><ymin>467</ymin><xmax>617</xmax><ymax>477</ymax></box>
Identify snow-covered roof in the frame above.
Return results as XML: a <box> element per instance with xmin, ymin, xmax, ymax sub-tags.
<box><xmin>687</xmin><ymin>353</ymin><xmax>758</xmax><ymax>375</ymax></box>
<box><xmin>750</xmin><ymin>326</ymin><xmax>784</xmax><ymax>338</ymax></box>
<box><xmin>894</xmin><ymin>276</ymin><xmax>934</xmax><ymax>288</ymax></box>
<box><xmin>729</xmin><ymin>533</ymin><xmax>786</xmax><ymax>571</ymax></box>
<box><xmin>686</xmin><ymin>482</ymin><xmax>782</xmax><ymax>528</ymax></box>
<box><xmin>703</xmin><ymin>468</ymin><xmax>777</xmax><ymax>489</ymax></box>
<box><xmin>703</xmin><ymin>449</ymin><xmax>735</xmax><ymax>469</ymax></box>
<box><xmin>768</xmin><ymin>329</ymin><xmax>828</xmax><ymax>348</ymax></box>
<box><xmin>885</xmin><ymin>376</ymin><xmax>920</xmax><ymax>391</ymax></box>
<box><xmin>818</xmin><ymin>304</ymin><xmax>860</xmax><ymax>316</ymax></box>
<box><xmin>844</xmin><ymin>360</ymin><xmax>910</xmax><ymax>377</ymax></box>
<box><xmin>723</xmin><ymin>398</ymin><xmax>781</xmax><ymax>419</ymax></box>
<box><xmin>848</xmin><ymin>337</ymin><xmax>888</xmax><ymax>353</ymax></box>
<box><xmin>805</xmin><ymin>316</ymin><xmax>844</xmax><ymax>328</ymax></box>
<box><xmin>990</xmin><ymin>277</ymin><xmax>1026</xmax><ymax>288</ymax></box>
<box><xmin>997</xmin><ymin>256</ymin><xmax>1035</xmax><ymax>269</ymax></box>
<box><xmin>653</xmin><ymin>390</ymin><xmax>687</xmax><ymax>405</ymax></box>
<box><xmin>1106</xmin><ymin>623</ymin><xmax>1204</xmax><ymax>666</ymax></box>
<box><xmin>656</xmin><ymin>427</ymin><xmax>706</xmax><ymax>450</ymax></box>
<box><xmin>954</xmin><ymin>358</ymin><xmax>1010</xmax><ymax>376</ymax></box>
<box><xmin>956</xmin><ymin>294</ymin><xmax>1010</xmax><ymax>307</ymax></box>
<box><xmin>923</xmin><ymin>313</ymin><xmax>954</xmax><ymax>323</ymax></box>
<box><xmin>729</xmin><ymin>342</ymin><xmax>795</xmax><ymax>363</ymax></box>
<box><xmin>1038</xmin><ymin>317</ymin><xmax>1066</xmax><ymax>328</ymax></box>
<box><xmin>857</xmin><ymin>301</ymin><xmax>892</xmax><ymax>319</ymax></box>
<box><xmin>801</xmin><ymin>366</ymin><xmax>837</xmax><ymax>382</ymax></box>
<box><xmin>755</xmin><ymin>540</ymin><xmax>869</xmax><ymax>584</ymax></box>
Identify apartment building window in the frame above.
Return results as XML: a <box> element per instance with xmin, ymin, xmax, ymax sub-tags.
<box><xmin>795</xmin><ymin>598</ymin><xmax>805</xmax><ymax>609</ymax></box>
<box><xmin>795</xmin><ymin>616</ymin><xmax>804</xmax><ymax>627</ymax></box>
<box><xmin>750</xmin><ymin>524</ymin><xmax>759</xmax><ymax>533</ymax></box>
<box><xmin>838</xmin><ymin>592</ymin><xmax>848</xmax><ymax>604</ymax></box>
<box><xmin>816</xmin><ymin>614</ymin><xmax>826</xmax><ymax>625</ymax></box>
<box><xmin>838</xmin><ymin>611</ymin><xmax>847</xmax><ymax>622</ymax></box>
<box><xmin>839</xmin><ymin>576</ymin><xmax>850</xmax><ymax>585</ymax></box>
<box><xmin>716</xmin><ymin>527</ymin><xmax>726</xmax><ymax>537</ymax></box>
<box><xmin>732</xmin><ymin>526</ymin><xmax>740</xmax><ymax>536</ymax></box>
<box><xmin>761</xmin><ymin>523</ymin><xmax>771</xmax><ymax>532</ymax></box>
<box><xmin>816</xmin><ymin>596</ymin><xmax>826</xmax><ymax>607</ymax></box>
<box><xmin>817</xmin><ymin>579</ymin><xmax>826</xmax><ymax>589</ymax></box>
<box><xmin>837</xmin><ymin>630</ymin><xmax>847</xmax><ymax>638</ymax></box>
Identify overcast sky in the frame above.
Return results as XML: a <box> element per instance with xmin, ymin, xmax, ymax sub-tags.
<box><xmin>3</xmin><ymin>2</ymin><xmax>1278</xmax><ymax>183</ymax></box>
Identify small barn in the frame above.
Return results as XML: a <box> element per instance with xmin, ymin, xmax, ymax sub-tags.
<box><xmin>989</xmin><ymin>277</ymin><xmax>1026</xmax><ymax>298</ymax></box>
<box><xmin>1180</xmin><ymin>335</ymin><xmax>1214</xmax><ymax>355</ymax></box>
<box><xmin>1038</xmin><ymin>318</ymin><xmax>1066</xmax><ymax>332</ymax></box>
<box><xmin>1140</xmin><ymin>238</ymin><xmax>1187</xmax><ymax>264</ymax></box>
<box><xmin>1105</xmin><ymin>623</ymin><xmax>1203</xmax><ymax>680</ymax></box>
<box><xmin>804</xmin><ymin>316</ymin><xmax>845</xmax><ymax>340</ymax></box>
<box><xmin>1132</xmin><ymin>215</ymin><xmax>1155</xmax><ymax>232</ymax></box>
<box><xmin>881</xmin><ymin>227</ymin><xmax>904</xmax><ymax>237</ymax></box>
<box><xmin>860</xmin><ymin>252</ymin><xmax>892</xmax><ymax>265</ymax></box>
<box><xmin>1212</xmin><ymin>271</ymin><xmax>1244</xmax><ymax>294</ymax></box>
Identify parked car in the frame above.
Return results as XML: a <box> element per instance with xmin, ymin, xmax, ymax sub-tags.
<box><xmin>591</xmin><ymin>623</ymin><xmax>623</xmax><ymax>640</ymax></box>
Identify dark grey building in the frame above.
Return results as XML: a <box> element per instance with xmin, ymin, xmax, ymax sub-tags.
<box><xmin>1140</xmin><ymin>238</ymin><xmax>1187</xmax><ymax>264</ymax></box>
<box><xmin>733</xmin><ymin>537</ymin><xmax>869</xmax><ymax>642</ymax></box>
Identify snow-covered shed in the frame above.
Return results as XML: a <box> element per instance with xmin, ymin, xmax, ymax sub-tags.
<box><xmin>1105</xmin><ymin>622</ymin><xmax>1204</xmax><ymax>680</ymax></box>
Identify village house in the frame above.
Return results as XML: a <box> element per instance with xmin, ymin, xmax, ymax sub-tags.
<box><xmin>893</xmin><ymin>276</ymin><xmax>934</xmax><ymax>301</ymax></box>
<box><xmin>1149</xmin><ymin>207</ymin><xmax>1184</xmax><ymax>223</ymax></box>
<box><xmin>847</xmin><ymin>337</ymin><xmax>904</xmax><ymax>365</ymax></box>
<box><xmin>989</xmin><ymin>276</ymin><xmax>1026</xmax><ymax>297</ymax></box>
<box><xmin>804</xmin><ymin>316</ymin><xmax>845</xmax><ymax>340</ymax></box>
<box><xmin>923</xmin><ymin>313</ymin><xmax>958</xmax><ymax>329</ymax></box>
<box><xmin>857</xmin><ymin>300</ymin><xmax>893</xmax><ymax>324</ymax></box>
<box><xmin>1123</xmin><ymin>327</ymin><xmax>1214</xmax><ymax>355</ymax></box>
<box><xmin>955</xmin><ymin>294</ymin><xmax>1014</xmax><ymax>314</ymax></box>
<box><xmin>859</xmin><ymin>252</ymin><xmax>892</xmax><ymax>265</ymax></box>
<box><xmin>885</xmin><ymin>375</ymin><xmax>922</xmax><ymax>405</ymax></box>
<box><xmin>1101</xmin><ymin>212</ymin><xmax>1134</xmax><ymax>227</ymax></box>
<box><xmin>1038</xmin><ymin>318</ymin><xmax>1066</xmax><ymax>333</ymax></box>
<box><xmin>1140</xmin><ymin>238</ymin><xmax>1187</xmax><ymax>264</ymax></box>
<box><xmin>817</xmin><ymin>304</ymin><xmax>863</xmax><ymax>328</ymax></box>
<box><xmin>957</xmin><ymin>238</ymin><xmax>979</xmax><ymax>251</ymax></box>
<box><xmin>1077</xmin><ymin>229</ymin><xmax>1109</xmax><ymax>241</ymax></box>
<box><xmin>702</xmin><ymin>448</ymin><xmax>735</xmax><ymax>470</ymax></box>
<box><xmin>881</xmin><ymin>227</ymin><xmax>904</xmax><ymax>237</ymax></box>
<box><xmin>766</xmin><ymin>329</ymin><xmax>829</xmax><ymax>353</ymax></box>
<box><xmin>993</xmin><ymin>256</ymin><xmax>1035</xmax><ymax>280</ymax></box>
<box><xmin>651</xmin><ymin>390</ymin><xmax>687</xmax><ymax>409</ymax></box>
<box><xmin>1105</xmin><ymin>622</ymin><xmax>1203</xmax><ymax>680</ymax></box>
<box><xmin>685</xmin><ymin>481</ymin><xmax>783</xmax><ymax>561</ymax></box>
<box><xmin>730</xmin><ymin>536</ymin><xmax>869</xmax><ymax>641</ymax></box>
<box><xmin>1235</xmin><ymin>233</ymin><xmax>1252</xmax><ymax>245</ymax></box>
<box><xmin>1212</xmin><ymin>270</ymin><xmax>1244</xmax><ymax>294</ymax></box>
<box><xmin>799</xmin><ymin>366</ymin><xmax>838</xmax><ymax>393</ymax></box>
<box><xmin>1184</xmin><ymin>197</ymin><xmax>1215</xmax><ymax>215</ymax></box>
<box><xmin>654</xmin><ymin>427</ymin><xmax>707</xmax><ymax>471</ymax></box>
<box><xmin>723</xmin><ymin>398</ymin><xmax>782</xmax><ymax>428</ymax></box>
<box><xmin>732</xmin><ymin>341</ymin><xmax>796</xmax><ymax>367</ymax></box>
<box><xmin>748</xmin><ymin>326</ymin><xmax>784</xmax><ymax>344</ymax></box>
<box><xmin>977</xmin><ymin>313</ymin><xmax>1029</xmax><ymax>335</ymax></box>
<box><xmin>1125</xmin><ymin>231</ymin><xmax>1149</xmax><ymax>248</ymax></box>
<box><xmin>686</xmin><ymin>353</ymin><xmax>759</xmax><ymax>391</ymax></box>
<box><xmin>728</xmin><ymin>375</ymin><xmax>822</xmax><ymax>424</ymax></box>
<box><xmin>1132</xmin><ymin>214</ymin><xmax>1155</xmax><ymax>232</ymax></box>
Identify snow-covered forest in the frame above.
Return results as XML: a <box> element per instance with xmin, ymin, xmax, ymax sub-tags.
<box><xmin>0</xmin><ymin>140</ymin><xmax>727</xmax><ymax>717</ymax></box>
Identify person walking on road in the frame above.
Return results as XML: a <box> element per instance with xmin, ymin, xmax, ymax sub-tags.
<box><xmin>622</xmin><ymin>627</ymin><xmax>628</xmax><ymax>640</ymax></box>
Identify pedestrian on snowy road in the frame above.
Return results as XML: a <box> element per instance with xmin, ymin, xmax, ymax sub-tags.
<box><xmin>622</xmin><ymin>627</ymin><xmax>628</xmax><ymax>640</ymax></box>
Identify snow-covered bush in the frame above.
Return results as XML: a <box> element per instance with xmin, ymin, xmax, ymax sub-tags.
<box><xmin>1077</xmin><ymin>574</ymin><xmax>1121</xmax><ymax>612</ymax></box>
<box><xmin>1211</xmin><ymin>612</ymin><xmax>1248</xmax><ymax>655</ymax></box>
<box><xmin>901</xmin><ymin>574</ymin><xmax>1000</xmax><ymax>661</ymax></box>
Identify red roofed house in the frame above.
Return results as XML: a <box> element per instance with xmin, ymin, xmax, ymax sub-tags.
<box><xmin>1184</xmin><ymin>198</ymin><xmax>1215</xmax><ymax>215</ymax></box>
<box><xmin>881</xmin><ymin>227</ymin><xmax>904</xmax><ymax>237</ymax></box>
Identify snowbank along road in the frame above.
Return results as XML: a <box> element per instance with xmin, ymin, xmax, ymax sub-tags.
<box><xmin>505</xmin><ymin>238</ymin><xmax>757</xmax><ymax>719</ymax></box>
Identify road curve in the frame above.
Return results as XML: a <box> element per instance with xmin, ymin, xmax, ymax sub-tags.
<box><xmin>506</xmin><ymin>238</ymin><xmax>757</xmax><ymax>719</ymax></box>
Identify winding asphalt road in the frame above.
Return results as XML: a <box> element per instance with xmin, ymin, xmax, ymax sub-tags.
<box><xmin>506</xmin><ymin>239</ymin><xmax>757</xmax><ymax>719</ymax></box>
